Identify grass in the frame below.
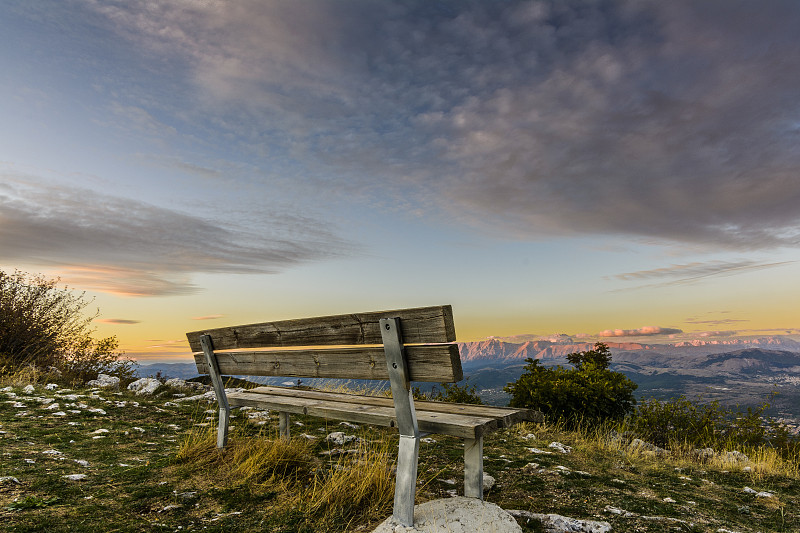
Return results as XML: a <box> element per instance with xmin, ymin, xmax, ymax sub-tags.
<box><xmin>1</xmin><ymin>380</ymin><xmax>799</xmax><ymax>532</ymax></box>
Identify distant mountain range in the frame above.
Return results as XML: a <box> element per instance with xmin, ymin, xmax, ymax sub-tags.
<box><xmin>137</xmin><ymin>335</ymin><xmax>800</xmax><ymax>416</ymax></box>
<box><xmin>458</xmin><ymin>335</ymin><xmax>800</xmax><ymax>365</ymax></box>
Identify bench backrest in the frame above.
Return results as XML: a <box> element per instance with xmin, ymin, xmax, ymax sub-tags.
<box><xmin>186</xmin><ymin>305</ymin><xmax>462</xmax><ymax>383</ymax></box>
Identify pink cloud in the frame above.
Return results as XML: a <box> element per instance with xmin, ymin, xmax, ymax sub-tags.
<box><xmin>598</xmin><ymin>326</ymin><xmax>683</xmax><ymax>337</ymax></box>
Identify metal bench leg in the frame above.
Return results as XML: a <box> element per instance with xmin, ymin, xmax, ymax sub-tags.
<box><xmin>464</xmin><ymin>435</ymin><xmax>484</xmax><ymax>499</ymax></box>
<box><xmin>394</xmin><ymin>434</ymin><xmax>419</xmax><ymax>526</ymax></box>
<box><xmin>216</xmin><ymin>406</ymin><xmax>230</xmax><ymax>449</ymax></box>
<box><xmin>200</xmin><ymin>334</ymin><xmax>230</xmax><ymax>449</ymax></box>
<box><xmin>381</xmin><ymin>317</ymin><xmax>419</xmax><ymax>527</ymax></box>
<box><xmin>279</xmin><ymin>411</ymin><xmax>291</xmax><ymax>439</ymax></box>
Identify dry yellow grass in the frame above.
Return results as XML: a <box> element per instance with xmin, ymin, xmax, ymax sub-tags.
<box><xmin>176</xmin><ymin>425</ymin><xmax>313</xmax><ymax>487</ymax></box>
<box><xmin>295</xmin><ymin>436</ymin><xmax>395</xmax><ymax>528</ymax></box>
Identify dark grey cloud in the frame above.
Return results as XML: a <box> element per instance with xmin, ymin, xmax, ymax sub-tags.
<box><xmin>0</xmin><ymin>179</ymin><xmax>352</xmax><ymax>296</ymax></box>
<box><xmin>75</xmin><ymin>0</ymin><xmax>800</xmax><ymax>249</ymax></box>
<box><xmin>609</xmin><ymin>260</ymin><xmax>794</xmax><ymax>290</ymax></box>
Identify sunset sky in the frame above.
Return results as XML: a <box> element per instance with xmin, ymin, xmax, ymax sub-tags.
<box><xmin>2</xmin><ymin>1</ymin><xmax>799</xmax><ymax>363</ymax></box>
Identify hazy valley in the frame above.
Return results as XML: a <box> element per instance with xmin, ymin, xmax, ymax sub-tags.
<box><xmin>141</xmin><ymin>335</ymin><xmax>800</xmax><ymax>424</ymax></box>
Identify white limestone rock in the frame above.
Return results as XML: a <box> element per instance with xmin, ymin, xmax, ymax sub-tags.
<box><xmin>326</xmin><ymin>431</ymin><xmax>358</xmax><ymax>446</ymax></box>
<box><xmin>548</xmin><ymin>442</ymin><xmax>572</xmax><ymax>454</ymax></box>
<box><xmin>127</xmin><ymin>378</ymin><xmax>162</xmax><ymax>396</ymax></box>
<box><xmin>87</xmin><ymin>374</ymin><xmax>120</xmax><ymax>390</ymax></box>
<box><xmin>165</xmin><ymin>378</ymin><xmax>187</xmax><ymax>388</ymax></box>
<box><xmin>372</xmin><ymin>497</ymin><xmax>521</xmax><ymax>533</ymax></box>
<box><xmin>508</xmin><ymin>510</ymin><xmax>611</xmax><ymax>533</ymax></box>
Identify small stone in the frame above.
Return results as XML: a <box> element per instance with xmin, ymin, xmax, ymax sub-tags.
<box><xmin>526</xmin><ymin>447</ymin><xmax>554</xmax><ymax>455</ymax></box>
<box><xmin>663</xmin><ymin>497</ymin><xmax>676</xmax><ymax>503</ymax></box>
<box><xmin>548</xmin><ymin>441</ymin><xmax>572</xmax><ymax>454</ymax></box>
<box><xmin>522</xmin><ymin>462</ymin><xmax>540</xmax><ymax>473</ymax></box>
<box><xmin>42</xmin><ymin>449</ymin><xmax>63</xmax><ymax>456</ymax></box>
<box><xmin>326</xmin><ymin>431</ymin><xmax>357</xmax><ymax>446</ymax></box>
<box><xmin>508</xmin><ymin>510</ymin><xmax>611</xmax><ymax>533</ymax></box>
<box><xmin>45</xmin><ymin>383</ymin><xmax>59</xmax><ymax>391</ymax></box>
<box><xmin>483</xmin><ymin>473</ymin><xmax>495</xmax><ymax>491</ymax></box>
<box><xmin>0</xmin><ymin>476</ymin><xmax>21</xmax><ymax>485</ymax></box>
<box><xmin>63</xmin><ymin>474</ymin><xmax>87</xmax><ymax>481</ymax></box>
<box><xmin>22</xmin><ymin>385</ymin><xmax>35</xmax><ymax>394</ymax></box>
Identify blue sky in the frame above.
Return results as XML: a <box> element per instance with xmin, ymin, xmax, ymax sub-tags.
<box><xmin>1</xmin><ymin>1</ymin><xmax>799</xmax><ymax>361</ymax></box>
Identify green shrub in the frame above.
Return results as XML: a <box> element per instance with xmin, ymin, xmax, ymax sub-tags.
<box><xmin>0</xmin><ymin>269</ymin><xmax>136</xmax><ymax>384</ymax></box>
<box><xmin>629</xmin><ymin>396</ymin><xmax>779</xmax><ymax>450</ymax></box>
<box><xmin>414</xmin><ymin>379</ymin><xmax>483</xmax><ymax>405</ymax></box>
<box><xmin>504</xmin><ymin>342</ymin><xmax>637</xmax><ymax>427</ymax></box>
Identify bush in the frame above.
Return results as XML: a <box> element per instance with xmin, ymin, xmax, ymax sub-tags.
<box><xmin>504</xmin><ymin>342</ymin><xmax>637</xmax><ymax>427</ymax></box>
<box><xmin>0</xmin><ymin>269</ymin><xmax>136</xmax><ymax>384</ymax></box>
<box><xmin>629</xmin><ymin>396</ymin><xmax>785</xmax><ymax>450</ymax></box>
<box><xmin>414</xmin><ymin>379</ymin><xmax>483</xmax><ymax>405</ymax></box>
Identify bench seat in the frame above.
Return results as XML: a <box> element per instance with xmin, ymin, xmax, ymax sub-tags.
<box><xmin>228</xmin><ymin>385</ymin><xmax>540</xmax><ymax>440</ymax></box>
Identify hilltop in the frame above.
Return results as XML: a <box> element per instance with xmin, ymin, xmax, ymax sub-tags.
<box><xmin>1</xmin><ymin>380</ymin><xmax>798</xmax><ymax>532</ymax></box>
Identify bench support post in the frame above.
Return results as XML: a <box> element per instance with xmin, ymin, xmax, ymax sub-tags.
<box><xmin>200</xmin><ymin>334</ymin><xmax>230</xmax><ymax>449</ymax></box>
<box><xmin>464</xmin><ymin>435</ymin><xmax>484</xmax><ymax>498</ymax></box>
<box><xmin>381</xmin><ymin>317</ymin><xmax>419</xmax><ymax>528</ymax></box>
<box><xmin>278</xmin><ymin>411</ymin><xmax>291</xmax><ymax>439</ymax></box>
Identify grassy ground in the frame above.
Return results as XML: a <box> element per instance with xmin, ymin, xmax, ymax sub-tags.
<box><xmin>1</xmin><ymin>382</ymin><xmax>798</xmax><ymax>532</ymax></box>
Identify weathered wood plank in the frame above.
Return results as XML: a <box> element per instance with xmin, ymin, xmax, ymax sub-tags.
<box><xmin>193</xmin><ymin>344</ymin><xmax>462</xmax><ymax>383</ymax></box>
<box><xmin>245</xmin><ymin>386</ymin><xmax>541</xmax><ymax>427</ymax></box>
<box><xmin>186</xmin><ymin>305</ymin><xmax>455</xmax><ymax>351</ymax></box>
<box><xmin>227</xmin><ymin>390</ymin><xmax>499</xmax><ymax>439</ymax></box>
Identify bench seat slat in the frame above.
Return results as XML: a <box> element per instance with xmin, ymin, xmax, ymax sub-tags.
<box><xmin>186</xmin><ymin>305</ymin><xmax>455</xmax><ymax>352</ymax></box>
<box><xmin>227</xmin><ymin>389</ymin><xmax>500</xmax><ymax>439</ymax></box>
<box><xmin>246</xmin><ymin>386</ymin><xmax>542</xmax><ymax>428</ymax></box>
<box><xmin>193</xmin><ymin>344</ymin><xmax>462</xmax><ymax>382</ymax></box>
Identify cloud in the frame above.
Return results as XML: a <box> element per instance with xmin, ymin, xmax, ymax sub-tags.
<box><xmin>599</xmin><ymin>326</ymin><xmax>683</xmax><ymax>337</ymax></box>
<box><xmin>96</xmin><ymin>318</ymin><xmax>140</xmax><ymax>325</ymax></box>
<box><xmin>68</xmin><ymin>1</ymin><xmax>800</xmax><ymax>250</ymax></box>
<box><xmin>0</xmin><ymin>179</ymin><xmax>353</xmax><ymax>296</ymax></box>
<box><xmin>698</xmin><ymin>331</ymin><xmax>737</xmax><ymax>337</ymax></box>
<box><xmin>609</xmin><ymin>260</ymin><xmax>794</xmax><ymax>290</ymax></box>
<box><xmin>191</xmin><ymin>314</ymin><xmax>223</xmax><ymax>321</ymax></box>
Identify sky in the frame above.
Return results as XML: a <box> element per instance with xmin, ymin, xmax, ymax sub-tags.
<box><xmin>1</xmin><ymin>0</ymin><xmax>800</xmax><ymax>363</ymax></box>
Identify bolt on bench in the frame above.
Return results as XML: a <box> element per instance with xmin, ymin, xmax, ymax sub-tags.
<box><xmin>186</xmin><ymin>305</ymin><xmax>539</xmax><ymax>526</ymax></box>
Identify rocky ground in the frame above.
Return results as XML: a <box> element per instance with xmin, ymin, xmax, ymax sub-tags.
<box><xmin>1</xmin><ymin>378</ymin><xmax>798</xmax><ymax>532</ymax></box>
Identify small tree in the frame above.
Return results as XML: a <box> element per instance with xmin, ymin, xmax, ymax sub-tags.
<box><xmin>504</xmin><ymin>342</ymin><xmax>637</xmax><ymax>426</ymax></box>
<box><xmin>0</xmin><ymin>269</ymin><xmax>136</xmax><ymax>384</ymax></box>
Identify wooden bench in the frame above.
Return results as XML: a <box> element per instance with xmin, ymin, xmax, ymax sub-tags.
<box><xmin>186</xmin><ymin>305</ymin><xmax>538</xmax><ymax>526</ymax></box>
